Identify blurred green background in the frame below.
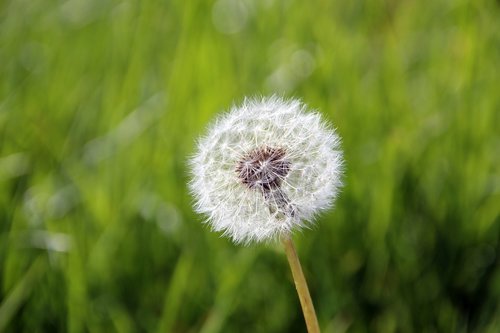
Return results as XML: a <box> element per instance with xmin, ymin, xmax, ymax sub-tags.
<box><xmin>1</xmin><ymin>0</ymin><xmax>499</xmax><ymax>332</ymax></box>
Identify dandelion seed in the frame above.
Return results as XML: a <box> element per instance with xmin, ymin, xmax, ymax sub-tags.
<box><xmin>189</xmin><ymin>96</ymin><xmax>343</xmax><ymax>244</ymax></box>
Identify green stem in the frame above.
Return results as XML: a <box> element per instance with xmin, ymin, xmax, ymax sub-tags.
<box><xmin>282</xmin><ymin>236</ymin><xmax>321</xmax><ymax>333</ymax></box>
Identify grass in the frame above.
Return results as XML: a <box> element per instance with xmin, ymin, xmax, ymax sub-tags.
<box><xmin>1</xmin><ymin>0</ymin><xmax>499</xmax><ymax>332</ymax></box>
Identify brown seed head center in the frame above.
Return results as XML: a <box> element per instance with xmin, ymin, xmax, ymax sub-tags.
<box><xmin>236</xmin><ymin>146</ymin><xmax>291</xmax><ymax>191</ymax></box>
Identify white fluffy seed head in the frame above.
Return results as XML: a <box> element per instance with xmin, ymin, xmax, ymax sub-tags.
<box><xmin>189</xmin><ymin>96</ymin><xmax>344</xmax><ymax>244</ymax></box>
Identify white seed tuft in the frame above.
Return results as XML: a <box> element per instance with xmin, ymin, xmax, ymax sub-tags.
<box><xmin>189</xmin><ymin>96</ymin><xmax>344</xmax><ymax>244</ymax></box>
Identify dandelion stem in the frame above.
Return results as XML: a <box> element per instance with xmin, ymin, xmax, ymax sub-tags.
<box><xmin>282</xmin><ymin>236</ymin><xmax>320</xmax><ymax>333</ymax></box>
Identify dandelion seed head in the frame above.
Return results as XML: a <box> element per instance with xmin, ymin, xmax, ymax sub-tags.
<box><xmin>189</xmin><ymin>96</ymin><xmax>344</xmax><ymax>244</ymax></box>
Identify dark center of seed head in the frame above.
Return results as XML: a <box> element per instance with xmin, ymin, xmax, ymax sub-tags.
<box><xmin>236</xmin><ymin>146</ymin><xmax>291</xmax><ymax>192</ymax></box>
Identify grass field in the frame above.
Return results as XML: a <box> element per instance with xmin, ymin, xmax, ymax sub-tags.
<box><xmin>1</xmin><ymin>0</ymin><xmax>499</xmax><ymax>332</ymax></box>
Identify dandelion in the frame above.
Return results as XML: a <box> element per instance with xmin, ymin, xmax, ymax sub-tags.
<box><xmin>189</xmin><ymin>96</ymin><xmax>344</xmax><ymax>332</ymax></box>
<box><xmin>190</xmin><ymin>96</ymin><xmax>343</xmax><ymax>243</ymax></box>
